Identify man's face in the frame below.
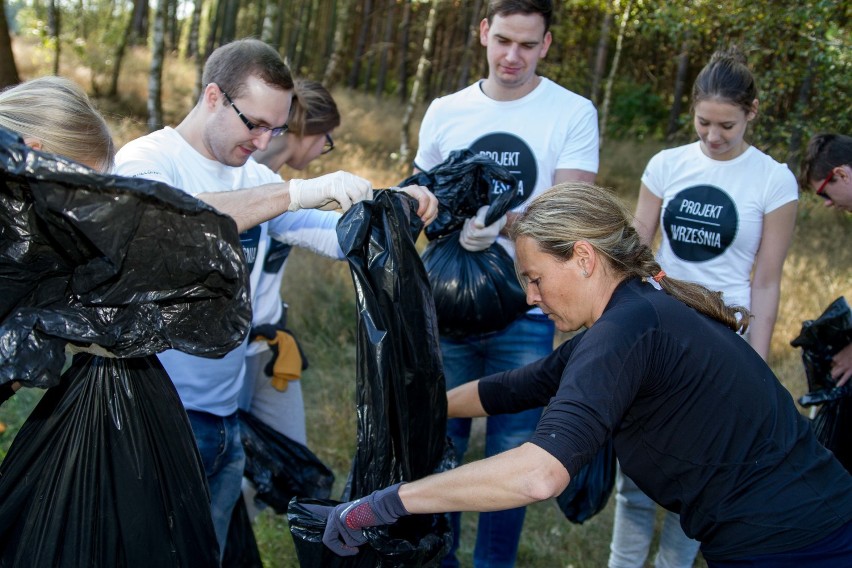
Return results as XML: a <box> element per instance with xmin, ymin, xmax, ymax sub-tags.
<box><xmin>480</xmin><ymin>12</ymin><xmax>551</xmax><ymax>93</ymax></box>
<box><xmin>204</xmin><ymin>75</ymin><xmax>292</xmax><ymax>168</ymax></box>
<box><xmin>811</xmin><ymin>164</ymin><xmax>852</xmax><ymax>212</ymax></box>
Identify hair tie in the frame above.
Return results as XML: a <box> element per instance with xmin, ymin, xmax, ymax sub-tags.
<box><xmin>652</xmin><ymin>270</ymin><xmax>666</xmax><ymax>283</ymax></box>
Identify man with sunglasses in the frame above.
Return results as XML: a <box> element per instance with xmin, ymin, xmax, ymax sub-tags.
<box><xmin>801</xmin><ymin>133</ymin><xmax>852</xmax><ymax>213</ymax></box>
<box><xmin>114</xmin><ymin>39</ymin><xmax>405</xmax><ymax>557</ymax></box>
<box><xmin>799</xmin><ymin>133</ymin><xmax>852</xmax><ymax>394</ymax></box>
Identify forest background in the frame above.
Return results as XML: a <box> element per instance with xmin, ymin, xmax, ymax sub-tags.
<box><xmin>1</xmin><ymin>0</ymin><xmax>851</xmax><ymax>566</ymax></box>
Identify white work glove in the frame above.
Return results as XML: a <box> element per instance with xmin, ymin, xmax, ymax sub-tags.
<box><xmin>459</xmin><ymin>205</ymin><xmax>507</xmax><ymax>252</ymax></box>
<box><xmin>288</xmin><ymin>171</ymin><xmax>373</xmax><ymax>212</ymax></box>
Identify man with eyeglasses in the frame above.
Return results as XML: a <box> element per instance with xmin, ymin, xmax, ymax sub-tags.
<box><xmin>114</xmin><ymin>39</ymin><xmax>436</xmax><ymax>557</ymax></box>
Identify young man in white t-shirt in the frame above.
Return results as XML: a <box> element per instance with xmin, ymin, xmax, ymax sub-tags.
<box><xmin>115</xmin><ymin>39</ymin><xmax>379</xmax><ymax>557</ymax></box>
<box><xmin>413</xmin><ymin>2</ymin><xmax>599</xmax><ymax>565</ymax></box>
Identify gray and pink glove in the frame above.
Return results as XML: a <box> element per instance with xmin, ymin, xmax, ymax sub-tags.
<box><xmin>305</xmin><ymin>483</ymin><xmax>410</xmax><ymax>556</ymax></box>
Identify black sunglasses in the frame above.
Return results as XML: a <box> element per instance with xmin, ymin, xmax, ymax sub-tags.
<box><xmin>221</xmin><ymin>89</ymin><xmax>288</xmax><ymax>137</ymax></box>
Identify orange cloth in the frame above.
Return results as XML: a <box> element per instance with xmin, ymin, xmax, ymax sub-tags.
<box><xmin>261</xmin><ymin>330</ymin><xmax>303</xmax><ymax>391</ymax></box>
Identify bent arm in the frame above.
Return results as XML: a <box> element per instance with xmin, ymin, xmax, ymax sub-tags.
<box><xmin>198</xmin><ymin>182</ymin><xmax>292</xmax><ymax>233</ymax></box>
<box><xmin>633</xmin><ymin>184</ymin><xmax>663</xmax><ymax>247</ymax></box>
<box><xmin>832</xmin><ymin>343</ymin><xmax>852</xmax><ymax>387</ymax></box>
<box><xmin>748</xmin><ymin>201</ymin><xmax>798</xmax><ymax>360</ymax></box>
<box><xmin>399</xmin><ymin>442</ymin><xmax>569</xmax><ymax>514</ymax></box>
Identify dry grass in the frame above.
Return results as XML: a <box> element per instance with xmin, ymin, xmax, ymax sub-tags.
<box><xmin>3</xmin><ymin>37</ymin><xmax>851</xmax><ymax>567</ymax></box>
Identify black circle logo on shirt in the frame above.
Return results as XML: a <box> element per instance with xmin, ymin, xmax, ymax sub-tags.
<box><xmin>470</xmin><ymin>133</ymin><xmax>537</xmax><ymax>208</ymax></box>
<box><xmin>662</xmin><ymin>185</ymin><xmax>738</xmax><ymax>262</ymax></box>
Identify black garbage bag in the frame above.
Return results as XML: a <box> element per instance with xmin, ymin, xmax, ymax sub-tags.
<box><xmin>222</xmin><ymin>496</ymin><xmax>263</xmax><ymax>568</ymax></box>
<box><xmin>399</xmin><ymin>149</ymin><xmax>529</xmax><ymax>338</ymax></box>
<box><xmin>0</xmin><ymin>127</ymin><xmax>252</xmax><ymax>567</ymax></box>
<box><xmin>289</xmin><ymin>190</ymin><xmax>453</xmax><ymax>566</ymax></box>
<box><xmin>811</xmin><ymin>397</ymin><xmax>852</xmax><ymax>474</ymax></box>
<box><xmin>0</xmin><ymin>125</ymin><xmax>250</xmax><ymax>389</ymax></box>
<box><xmin>0</xmin><ymin>354</ymin><xmax>219</xmax><ymax>567</ymax></box>
<box><xmin>792</xmin><ymin>296</ymin><xmax>852</xmax><ymax>407</ymax></box>
<box><xmin>555</xmin><ymin>438</ymin><xmax>617</xmax><ymax>524</ymax></box>
<box><xmin>239</xmin><ymin>409</ymin><xmax>334</xmax><ymax>514</ymax></box>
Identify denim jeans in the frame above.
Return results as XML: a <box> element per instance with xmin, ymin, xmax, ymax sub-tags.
<box><xmin>440</xmin><ymin>313</ymin><xmax>555</xmax><ymax>568</ymax></box>
<box><xmin>609</xmin><ymin>463</ymin><xmax>699</xmax><ymax>568</ymax></box>
<box><xmin>186</xmin><ymin>410</ymin><xmax>245</xmax><ymax>560</ymax></box>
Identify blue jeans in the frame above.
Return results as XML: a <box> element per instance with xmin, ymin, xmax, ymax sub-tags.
<box><xmin>609</xmin><ymin>464</ymin><xmax>699</xmax><ymax>568</ymax></box>
<box><xmin>441</xmin><ymin>313</ymin><xmax>555</xmax><ymax>568</ymax></box>
<box><xmin>186</xmin><ymin>410</ymin><xmax>245</xmax><ymax>559</ymax></box>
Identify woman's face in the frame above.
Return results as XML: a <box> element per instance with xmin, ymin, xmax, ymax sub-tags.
<box><xmin>515</xmin><ymin>236</ymin><xmax>590</xmax><ymax>333</ymax></box>
<box><xmin>693</xmin><ymin>98</ymin><xmax>756</xmax><ymax>161</ymax></box>
<box><xmin>287</xmin><ymin>130</ymin><xmax>333</xmax><ymax>171</ymax></box>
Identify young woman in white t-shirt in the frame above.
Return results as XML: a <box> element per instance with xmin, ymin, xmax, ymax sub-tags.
<box><xmin>610</xmin><ymin>48</ymin><xmax>799</xmax><ymax>568</ymax></box>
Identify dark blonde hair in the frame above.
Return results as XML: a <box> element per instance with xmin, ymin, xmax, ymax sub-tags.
<box><xmin>510</xmin><ymin>183</ymin><xmax>750</xmax><ymax>333</ymax></box>
<box><xmin>287</xmin><ymin>79</ymin><xmax>340</xmax><ymax>137</ymax></box>
<box><xmin>0</xmin><ymin>76</ymin><xmax>115</xmax><ymax>172</ymax></box>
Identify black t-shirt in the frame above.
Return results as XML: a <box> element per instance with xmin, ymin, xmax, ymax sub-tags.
<box><xmin>479</xmin><ymin>278</ymin><xmax>852</xmax><ymax>561</ymax></box>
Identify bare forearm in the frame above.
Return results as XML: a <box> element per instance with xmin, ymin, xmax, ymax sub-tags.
<box><xmin>398</xmin><ymin>443</ymin><xmax>569</xmax><ymax>515</ymax></box>
<box><xmin>197</xmin><ymin>182</ymin><xmax>291</xmax><ymax>233</ymax></box>
<box><xmin>748</xmin><ymin>285</ymin><xmax>780</xmax><ymax>361</ymax></box>
<box><xmin>447</xmin><ymin>380</ymin><xmax>486</xmax><ymax>418</ymax></box>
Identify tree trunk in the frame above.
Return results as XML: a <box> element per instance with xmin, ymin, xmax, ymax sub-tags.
<box><xmin>109</xmin><ymin>10</ymin><xmax>136</xmax><ymax>97</ymax></box>
<box><xmin>589</xmin><ymin>10</ymin><xmax>612</xmax><ymax>105</ymax></box>
<box><xmin>148</xmin><ymin>0</ymin><xmax>167</xmax><ymax>132</ymax></box>
<box><xmin>0</xmin><ymin>0</ymin><xmax>19</xmax><ymax>88</ymax></box>
<box><xmin>186</xmin><ymin>0</ymin><xmax>203</xmax><ymax>58</ymax></box>
<box><xmin>323</xmin><ymin>0</ymin><xmax>351</xmax><ymax>86</ymax></box>
<box><xmin>130</xmin><ymin>0</ymin><xmax>148</xmax><ymax>43</ymax></box>
<box><xmin>348</xmin><ymin>0</ymin><xmax>373</xmax><ymax>89</ymax></box>
<box><xmin>293</xmin><ymin>0</ymin><xmax>314</xmax><ymax>73</ymax></box>
<box><xmin>221</xmin><ymin>0</ymin><xmax>240</xmax><ymax>45</ymax></box>
<box><xmin>400</xmin><ymin>0</ymin><xmax>438</xmax><ymax>164</ymax></box>
<box><xmin>48</xmin><ymin>0</ymin><xmax>60</xmax><ymax>75</ymax></box>
<box><xmin>397</xmin><ymin>0</ymin><xmax>411</xmax><ymax>103</ymax></box>
<box><xmin>375</xmin><ymin>0</ymin><xmax>395</xmax><ymax>97</ymax></box>
<box><xmin>456</xmin><ymin>0</ymin><xmax>482</xmax><ymax>89</ymax></box>
<box><xmin>666</xmin><ymin>32</ymin><xmax>690</xmax><ymax>139</ymax></box>
<box><xmin>598</xmin><ymin>0</ymin><xmax>632</xmax><ymax>148</ymax></box>
<box><xmin>786</xmin><ymin>68</ymin><xmax>814</xmax><ymax>170</ymax></box>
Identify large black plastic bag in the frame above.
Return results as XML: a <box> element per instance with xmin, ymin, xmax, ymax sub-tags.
<box><xmin>556</xmin><ymin>438</ymin><xmax>617</xmax><ymax>524</ymax></box>
<box><xmin>792</xmin><ymin>296</ymin><xmax>852</xmax><ymax>406</ymax></box>
<box><xmin>399</xmin><ymin>149</ymin><xmax>529</xmax><ymax>339</ymax></box>
<box><xmin>0</xmin><ymin>127</ymin><xmax>252</xmax><ymax>566</ymax></box>
<box><xmin>791</xmin><ymin>296</ymin><xmax>852</xmax><ymax>473</ymax></box>
<box><xmin>0</xmin><ymin>126</ymin><xmax>250</xmax><ymax>389</ymax></box>
<box><xmin>239</xmin><ymin>409</ymin><xmax>335</xmax><ymax>514</ymax></box>
<box><xmin>288</xmin><ymin>190</ymin><xmax>453</xmax><ymax>567</ymax></box>
<box><xmin>0</xmin><ymin>354</ymin><xmax>219</xmax><ymax>567</ymax></box>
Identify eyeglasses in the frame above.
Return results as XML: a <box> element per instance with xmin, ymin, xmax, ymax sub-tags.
<box><xmin>815</xmin><ymin>169</ymin><xmax>834</xmax><ymax>200</ymax></box>
<box><xmin>220</xmin><ymin>89</ymin><xmax>288</xmax><ymax>137</ymax></box>
<box><xmin>321</xmin><ymin>133</ymin><xmax>335</xmax><ymax>155</ymax></box>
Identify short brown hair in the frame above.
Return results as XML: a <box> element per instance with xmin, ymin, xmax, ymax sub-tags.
<box><xmin>486</xmin><ymin>0</ymin><xmax>553</xmax><ymax>32</ymax></box>
<box><xmin>201</xmin><ymin>38</ymin><xmax>294</xmax><ymax>101</ymax></box>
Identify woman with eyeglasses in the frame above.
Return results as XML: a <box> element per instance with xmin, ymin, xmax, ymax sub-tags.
<box><xmin>236</xmin><ymin>80</ymin><xmax>342</xmax><ymax>464</ymax></box>
<box><xmin>614</xmin><ymin>47</ymin><xmax>799</xmax><ymax>568</ymax></box>
<box><xmin>800</xmin><ymin>133</ymin><xmax>852</xmax><ymax>213</ymax></box>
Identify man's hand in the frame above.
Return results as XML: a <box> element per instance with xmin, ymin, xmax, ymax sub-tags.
<box><xmin>303</xmin><ymin>483</ymin><xmax>409</xmax><ymax>556</ymax></box>
<box><xmin>393</xmin><ymin>185</ymin><xmax>439</xmax><ymax>226</ymax></box>
<box><xmin>459</xmin><ymin>205</ymin><xmax>507</xmax><ymax>252</ymax></box>
<box><xmin>832</xmin><ymin>343</ymin><xmax>852</xmax><ymax>387</ymax></box>
<box><xmin>288</xmin><ymin>171</ymin><xmax>373</xmax><ymax>212</ymax></box>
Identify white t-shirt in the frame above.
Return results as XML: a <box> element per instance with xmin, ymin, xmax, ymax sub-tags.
<box><xmin>115</xmin><ymin>126</ymin><xmax>281</xmax><ymax>416</ymax></box>
<box><xmin>247</xmin><ymin>209</ymin><xmax>343</xmax><ymax>357</ymax></box>
<box><xmin>414</xmin><ymin>77</ymin><xmax>599</xmax><ymax>215</ymax></box>
<box><xmin>642</xmin><ymin>141</ymin><xmax>798</xmax><ymax>309</ymax></box>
